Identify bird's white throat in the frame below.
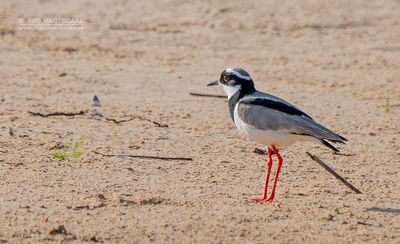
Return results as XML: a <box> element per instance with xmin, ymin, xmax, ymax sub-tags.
<box><xmin>221</xmin><ymin>84</ymin><xmax>241</xmax><ymax>99</ymax></box>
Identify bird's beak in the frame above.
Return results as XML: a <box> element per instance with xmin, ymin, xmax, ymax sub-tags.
<box><xmin>207</xmin><ymin>80</ymin><xmax>218</xmax><ymax>86</ymax></box>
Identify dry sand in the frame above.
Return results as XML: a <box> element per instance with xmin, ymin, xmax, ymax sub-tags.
<box><xmin>0</xmin><ymin>0</ymin><xmax>400</xmax><ymax>243</ymax></box>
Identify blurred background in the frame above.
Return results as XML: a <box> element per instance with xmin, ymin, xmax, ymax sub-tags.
<box><xmin>0</xmin><ymin>0</ymin><xmax>399</xmax><ymax>243</ymax></box>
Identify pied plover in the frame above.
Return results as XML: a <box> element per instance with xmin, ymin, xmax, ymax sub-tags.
<box><xmin>207</xmin><ymin>68</ymin><xmax>347</xmax><ymax>202</ymax></box>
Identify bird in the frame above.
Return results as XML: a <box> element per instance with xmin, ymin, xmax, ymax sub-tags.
<box><xmin>207</xmin><ymin>68</ymin><xmax>347</xmax><ymax>202</ymax></box>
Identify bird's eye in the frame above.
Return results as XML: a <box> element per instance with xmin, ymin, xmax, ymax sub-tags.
<box><xmin>223</xmin><ymin>75</ymin><xmax>230</xmax><ymax>82</ymax></box>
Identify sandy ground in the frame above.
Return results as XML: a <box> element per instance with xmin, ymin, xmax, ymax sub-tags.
<box><xmin>0</xmin><ymin>0</ymin><xmax>400</xmax><ymax>243</ymax></box>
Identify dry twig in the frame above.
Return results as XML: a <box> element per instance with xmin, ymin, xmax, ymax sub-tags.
<box><xmin>105</xmin><ymin>116</ymin><xmax>168</xmax><ymax>127</ymax></box>
<box><xmin>253</xmin><ymin>147</ymin><xmax>275</xmax><ymax>156</ymax></box>
<box><xmin>28</xmin><ymin>110</ymin><xmax>167</xmax><ymax>127</ymax></box>
<box><xmin>105</xmin><ymin>117</ymin><xmax>135</xmax><ymax>124</ymax></box>
<box><xmin>306</xmin><ymin>152</ymin><xmax>362</xmax><ymax>194</ymax></box>
<box><xmin>93</xmin><ymin>150</ymin><xmax>192</xmax><ymax>161</ymax></box>
<box><xmin>28</xmin><ymin>111</ymin><xmax>86</xmax><ymax>117</ymax></box>
<box><xmin>189</xmin><ymin>92</ymin><xmax>226</xmax><ymax>99</ymax></box>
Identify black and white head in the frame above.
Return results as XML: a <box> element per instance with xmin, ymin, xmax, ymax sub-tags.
<box><xmin>207</xmin><ymin>68</ymin><xmax>255</xmax><ymax>98</ymax></box>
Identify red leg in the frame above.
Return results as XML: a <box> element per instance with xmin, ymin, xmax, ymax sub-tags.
<box><xmin>255</xmin><ymin>147</ymin><xmax>273</xmax><ymax>202</ymax></box>
<box><xmin>266</xmin><ymin>145</ymin><xmax>283</xmax><ymax>202</ymax></box>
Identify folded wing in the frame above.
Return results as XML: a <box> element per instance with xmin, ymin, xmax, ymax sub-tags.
<box><xmin>238</xmin><ymin>97</ymin><xmax>347</xmax><ymax>144</ymax></box>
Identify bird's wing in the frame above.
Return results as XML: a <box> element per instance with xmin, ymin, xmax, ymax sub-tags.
<box><xmin>250</xmin><ymin>91</ymin><xmax>313</xmax><ymax>119</ymax></box>
<box><xmin>238</xmin><ymin>97</ymin><xmax>347</xmax><ymax>143</ymax></box>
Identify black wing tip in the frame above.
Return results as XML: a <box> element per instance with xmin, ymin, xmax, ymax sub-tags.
<box><xmin>321</xmin><ymin>139</ymin><xmax>340</xmax><ymax>152</ymax></box>
<box><xmin>329</xmin><ymin>134</ymin><xmax>347</xmax><ymax>144</ymax></box>
<box><xmin>338</xmin><ymin>134</ymin><xmax>348</xmax><ymax>142</ymax></box>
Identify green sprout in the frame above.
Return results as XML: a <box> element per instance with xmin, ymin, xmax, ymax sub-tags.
<box><xmin>50</xmin><ymin>141</ymin><xmax>84</xmax><ymax>160</ymax></box>
<box><xmin>351</xmin><ymin>91</ymin><xmax>357</xmax><ymax>98</ymax></box>
<box><xmin>51</xmin><ymin>149</ymin><xmax>68</xmax><ymax>160</ymax></box>
<box><xmin>71</xmin><ymin>141</ymin><xmax>84</xmax><ymax>158</ymax></box>
<box><xmin>384</xmin><ymin>97</ymin><xmax>391</xmax><ymax>113</ymax></box>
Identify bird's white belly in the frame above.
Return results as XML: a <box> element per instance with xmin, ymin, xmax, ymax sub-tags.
<box><xmin>233</xmin><ymin>105</ymin><xmax>316</xmax><ymax>147</ymax></box>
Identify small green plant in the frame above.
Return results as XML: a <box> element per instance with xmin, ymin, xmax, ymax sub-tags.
<box><xmin>50</xmin><ymin>141</ymin><xmax>84</xmax><ymax>160</ymax></box>
<box><xmin>351</xmin><ymin>91</ymin><xmax>357</xmax><ymax>98</ymax></box>
<box><xmin>51</xmin><ymin>149</ymin><xmax>68</xmax><ymax>160</ymax></box>
<box><xmin>71</xmin><ymin>141</ymin><xmax>84</xmax><ymax>158</ymax></box>
<box><xmin>384</xmin><ymin>97</ymin><xmax>391</xmax><ymax>113</ymax></box>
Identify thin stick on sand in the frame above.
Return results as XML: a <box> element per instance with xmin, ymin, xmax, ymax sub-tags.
<box><xmin>104</xmin><ymin>116</ymin><xmax>168</xmax><ymax>127</ymax></box>
<box><xmin>28</xmin><ymin>110</ymin><xmax>86</xmax><ymax>117</ymax></box>
<box><xmin>306</xmin><ymin>152</ymin><xmax>362</xmax><ymax>194</ymax></box>
<box><xmin>254</xmin><ymin>147</ymin><xmax>275</xmax><ymax>156</ymax></box>
<box><xmin>93</xmin><ymin>150</ymin><xmax>192</xmax><ymax>161</ymax></box>
<box><xmin>189</xmin><ymin>92</ymin><xmax>226</xmax><ymax>99</ymax></box>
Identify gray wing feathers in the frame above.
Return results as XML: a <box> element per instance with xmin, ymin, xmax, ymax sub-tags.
<box><xmin>238</xmin><ymin>103</ymin><xmax>345</xmax><ymax>143</ymax></box>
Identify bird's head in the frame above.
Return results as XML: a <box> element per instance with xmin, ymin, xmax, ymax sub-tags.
<box><xmin>207</xmin><ymin>68</ymin><xmax>255</xmax><ymax>98</ymax></box>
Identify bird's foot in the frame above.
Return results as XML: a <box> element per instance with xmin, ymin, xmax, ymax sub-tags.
<box><xmin>254</xmin><ymin>198</ymin><xmax>267</xmax><ymax>203</ymax></box>
<box><xmin>266</xmin><ymin>197</ymin><xmax>274</xmax><ymax>202</ymax></box>
<box><xmin>254</xmin><ymin>198</ymin><xmax>273</xmax><ymax>203</ymax></box>
<box><xmin>254</xmin><ymin>194</ymin><xmax>275</xmax><ymax>203</ymax></box>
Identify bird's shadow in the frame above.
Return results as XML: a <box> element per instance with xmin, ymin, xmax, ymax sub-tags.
<box><xmin>367</xmin><ymin>207</ymin><xmax>400</xmax><ymax>214</ymax></box>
